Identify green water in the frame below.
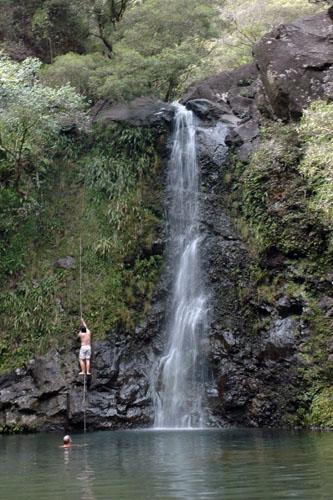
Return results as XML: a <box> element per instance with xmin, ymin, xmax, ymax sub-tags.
<box><xmin>1</xmin><ymin>429</ymin><xmax>333</xmax><ymax>499</ymax></box>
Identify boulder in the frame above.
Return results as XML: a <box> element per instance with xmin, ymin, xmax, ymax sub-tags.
<box><xmin>182</xmin><ymin>63</ymin><xmax>259</xmax><ymax>105</ymax></box>
<box><xmin>185</xmin><ymin>98</ymin><xmax>232</xmax><ymax>121</ymax></box>
<box><xmin>183</xmin><ymin>64</ymin><xmax>261</xmax><ymax>162</ymax></box>
<box><xmin>92</xmin><ymin>96</ymin><xmax>174</xmax><ymax>127</ymax></box>
<box><xmin>254</xmin><ymin>10</ymin><xmax>333</xmax><ymax>120</ymax></box>
<box><xmin>261</xmin><ymin>318</ymin><xmax>299</xmax><ymax>361</ymax></box>
<box><xmin>54</xmin><ymin>256</ymin><xmax>76</xmax><ymax>270</ymax></box>
<box><xmin>276</xmin><ymin>296</ymin><xmax>304</xmax><ymax>318</ymax></box>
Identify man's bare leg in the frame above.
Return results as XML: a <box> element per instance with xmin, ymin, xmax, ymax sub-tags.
<box><xmin>79</xmin><ymin>359</ymin><xmax>85</xmax><ymax>375</ymax></box>
<box><xmin>86</xmin><ymin>359</ymin><xmax>91</xmax><ymax>375</ymax></box>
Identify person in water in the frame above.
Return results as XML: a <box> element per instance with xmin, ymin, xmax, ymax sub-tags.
<box><xmin>61</xmin><ymin>435</ymin><xmax>73</xmax><ymax>448</ymax></box>
<box><xmin>78</xmin><ymin>318</ymin><xmax>91</xmax><ymax>376</ymax></box>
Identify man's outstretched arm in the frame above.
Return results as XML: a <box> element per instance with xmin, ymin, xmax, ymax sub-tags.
<box><xmin>80</xmin><ymin>317</ymin><xmax>91</xmax><ymax>334</ymax></box>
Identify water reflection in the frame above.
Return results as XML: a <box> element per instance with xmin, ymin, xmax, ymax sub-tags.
<box><xmin>77</xmin><ymin>446</ymin><xmax>96</xmax><ymax>500</ymax></box>
<box><xmin>1</xmin><ymin>429</ymin><xmax>333</xmax><ymax>499</ymax></box>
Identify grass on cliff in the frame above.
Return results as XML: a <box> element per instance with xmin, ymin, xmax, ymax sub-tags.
<box><xmin>0</xmin><ymin>125</ymin><xmax>164</xmax><ymax>373</ymax></box>
<box><xmin>229</xmin><ymin>118</ymin><xmax>331</xmax><ymax>258</ymax></box>
<box><xmin>299</xmin><ymin>101</ymin><xmax>333</xmax><ymax>232</ymax></box>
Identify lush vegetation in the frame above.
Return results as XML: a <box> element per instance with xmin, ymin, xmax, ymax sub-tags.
<box><xmin>0</xmin><ymin>0</ymin><xmax>332</xmax><ymax>430</ymax></box>
<box><xmin>227</xmin><ymin>102</ymin><xmax>333</xmax><ymax>428</ymax></box>
<box><xmin>299</xmin><ymin>101</ymin><xmax>333</xmax><ymax>231</ymax></box>
<box><xmin>1</xmin><ymin>1</ymin><xmax>324</xmax><ymax>102</ymax></box>
<box><xmin>0</xmin><ymin>53</ymin><xmax>163</xmax><ymax>372</ymax></box>
<box><xmin>0</xmin><ymin>121</ymin><xmax>163</xmax><ymax>372</ymax></box>
<box><xmin>0</xmin><ymin>54</ymin><xmax>86</xmax><ymax>279</ymax></box>
<box><xmin>230</xmin><ymin>120</ymin><xmax>330</xmax><ymax>257</ymax></box>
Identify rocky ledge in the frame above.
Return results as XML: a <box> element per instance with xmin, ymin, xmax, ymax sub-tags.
<box><xmin>0</xmin><ymin>306</ymin><xmax>166</xmax><ymax>432</ymax></box>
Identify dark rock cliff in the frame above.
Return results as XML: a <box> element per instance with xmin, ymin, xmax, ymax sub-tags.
<box><xmin>1</xmin><ymin>9</ymin><xmax>332</xmax><ymax>432</ymax></box>
<box><xmin>253</xmin><ymin>10</ymin><xmax>333</xmax><ymax>120</ymax></box>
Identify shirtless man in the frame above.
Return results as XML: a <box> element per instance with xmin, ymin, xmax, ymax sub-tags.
<box><xmin>78</xmin><ymin>318</ymin><xmax>91</xmax><ymax>375</ymax></box>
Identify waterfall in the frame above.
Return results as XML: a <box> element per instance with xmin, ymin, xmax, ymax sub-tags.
<box><xmin>153</xmin><ymin>103</ymin><xmax>208</xmax><ymax>429</ymax></box>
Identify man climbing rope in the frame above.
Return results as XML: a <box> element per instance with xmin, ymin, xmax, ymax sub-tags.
<box><xmin>78</xmin><ymin>318</ymin><xmax>92</xmax><ymax>376</ymax></box>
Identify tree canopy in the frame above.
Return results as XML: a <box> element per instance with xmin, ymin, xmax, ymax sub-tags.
<box><xmin>99</xmin><ymin>0</ymin><xmax>222</xmax><ymax>100</ymax></box>
<box><xmin>0</xmin><ymin>54</ymin><xmax>87</xmax><ymax>190</ymax></box>
<box><xmin>0</xmin><ymin>0</ymin><xmax>326</xmax><ymax>101</ymax></box>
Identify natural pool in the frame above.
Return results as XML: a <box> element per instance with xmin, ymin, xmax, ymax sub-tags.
<box><xmin>1</xmin><ymin>429</ymin><xmax>333</xmax><ymax>499</ymax></box>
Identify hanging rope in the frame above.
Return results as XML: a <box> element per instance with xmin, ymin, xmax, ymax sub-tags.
<box><xmin>79</xmin><ymin>179</ymin><xmax>85</xmax><ymax>320</ymax></box>
<box><xmin>79</xmin><ymin>179</ymin><xmax>87</xmax><ymax>434</ymax></box>
<box><xmin>79</xmin><ymin>234</ymin><xmax>83</xmax><ymax>320</ymax></box>
<box><xmin>83</xmin><ymin>374</ymin><xmax>87</xmax><ymax>434</ymax></box>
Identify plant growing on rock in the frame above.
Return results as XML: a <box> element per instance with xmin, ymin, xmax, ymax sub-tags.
<box><xmin>298</xmin><ymin>101</ymin><xmax>333</xmax><ymax>231</ymax></box>
<box><xmin>232</xmin><ymin>120</ymin><xmax>330</xmax><ymax>258</ymax></box>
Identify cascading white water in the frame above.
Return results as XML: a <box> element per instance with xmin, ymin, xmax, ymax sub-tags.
<box><xmin>153</xmin><ymin>103</ymin><xmax>208</xmax><ymax>429</ymax></box>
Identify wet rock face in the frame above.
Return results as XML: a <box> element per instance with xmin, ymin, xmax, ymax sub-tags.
<box><xmin>183</xmin><ymin>63</ymin><xmax>261</xmax><ymax>163</ymax></box>
<box><xmin>0</xmin><ymin>338</ymin><xmax>155</xmax><ymax>432</ymax></box>
<box><xmin>92</xmin><ymin>96</ymin><xmax>174</xmax><ymax>128</ymax></box>
<box><xmin>196</xmin><ymin>118</ymin><xmax>303</xmax><ymax>428</ymax></box>
<box><xmin>254</xmin><ymin>10</ymin><xmax>333</xmax><ymax>120</ymax></box>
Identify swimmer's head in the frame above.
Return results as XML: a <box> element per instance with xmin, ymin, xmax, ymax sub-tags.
<box><xmin>63</xmin><ymin>435</ymin><xmax>72</xmax><ymax>444</ymax></box>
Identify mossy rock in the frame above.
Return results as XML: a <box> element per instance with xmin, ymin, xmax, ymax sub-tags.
<box><xmin>306</xmin><ymin>387</ymin><xmax>333</xmax><ymax>428</ymax></box>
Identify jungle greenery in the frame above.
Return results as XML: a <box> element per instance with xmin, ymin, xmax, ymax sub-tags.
<box><xmin>0</xmin><ymin>0</ymin><xmax>332</xmax><ymax>431</ymax></box>
<box><xmin>0</xmin><ymin>1</ymin><xmax>324</xmax><ymax>101</ymax></box>
<box><xmin>0</xmin><ymin>53</ymin><xmax>162</xmax><ymax>372</ymax></box>
<box><xmin>226</xmin><ymin>101</ymin><xmax>333</xmax><ymax>428</ymax></box>
<box><xmin>0</xmin><ymin>118</ymin><xmax>163</xmax><ymax>372</ymax></box>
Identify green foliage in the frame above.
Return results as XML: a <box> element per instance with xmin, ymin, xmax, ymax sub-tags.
<box><xmin>306</xmin><ymin>387</ymin><xmax>333</xmax><ymax>428</ymax></box>
<box><xmin>0</xmin><ymin>274</ymin><xmax>66</xmax><ymax>371</ymax></box>
<box><xmin>77</xmin><ymin>127</ymin><xmax>164</xmax><ymax>334</ymax></box>
<box><xmin>0</xmin><ymin>54</ymin><xmax>87</xmax><ymax>191</ymax></box>
<box><xmin>83</xmin><ymin>125</ymin><xmax>160</xmax><ymax>257</ymax></box>
<box><xmin>85</xmin><ymin>0</ymin><xmax>132</xmax><ymax>55</ymax></box>
<box><xmin>99</xmin><ymin>0</ymin><xmax>221</xmax><ymax>100</ymax></box>
<box><xmin>0</xmin><ymin>122</ymin><xmax>163</xmax><ymax>373</ymax></box>
<box><xmin>0</xmin><ymin>55</ymin><xmax>87</xmax><ymax>285</ymax></box>
<box><xmin>0</xmin><ymin>423</ymin><xmax>30</xmax><ymax>434</ymax></box>
<box><xmin>32</xmin><ymin>7</ymin><xmax>51</xmax><ymax>41</ymax></box>
<box><xmin>233</xmin><ymin>121</ymin><xmax>329</xmax><ymax>257</ymax></box>
<box><xmin>0</xmin><ymin>191</ymin><xmax>38</xmax><ymax>278</ymax></box>
<box><xmin>28</xmin><ymin>0</ymin><xmax>223</xmax><ymax>102</ymax></box>
<box><xmin>0</xmin><ymin>0</ymin><xmax>324</xmax><ymax>93</ymax></box>
<box><xmin>298</xmin><ymin>101</ymin><xmax>333</xmax><ymax>229</ymax></box>
<box><xmin>0</xmin><ymin>0</ymin><xmax>88</xmax><ymax>62</ymax></box>
<box><xmin>40</xmin><ymin>52</ymin><xmax>106</xmax><ymax>99</ymax></box>
<box><xmin>3</xmin><ymin>0</ymin><xmax>320</xmax><ymax>101</ymax></box>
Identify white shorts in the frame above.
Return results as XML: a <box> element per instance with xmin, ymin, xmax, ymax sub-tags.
<box><xmin>79</xmin><ymin>345</ymin><xmax>91</xmax><ymax>360</ymax></box>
